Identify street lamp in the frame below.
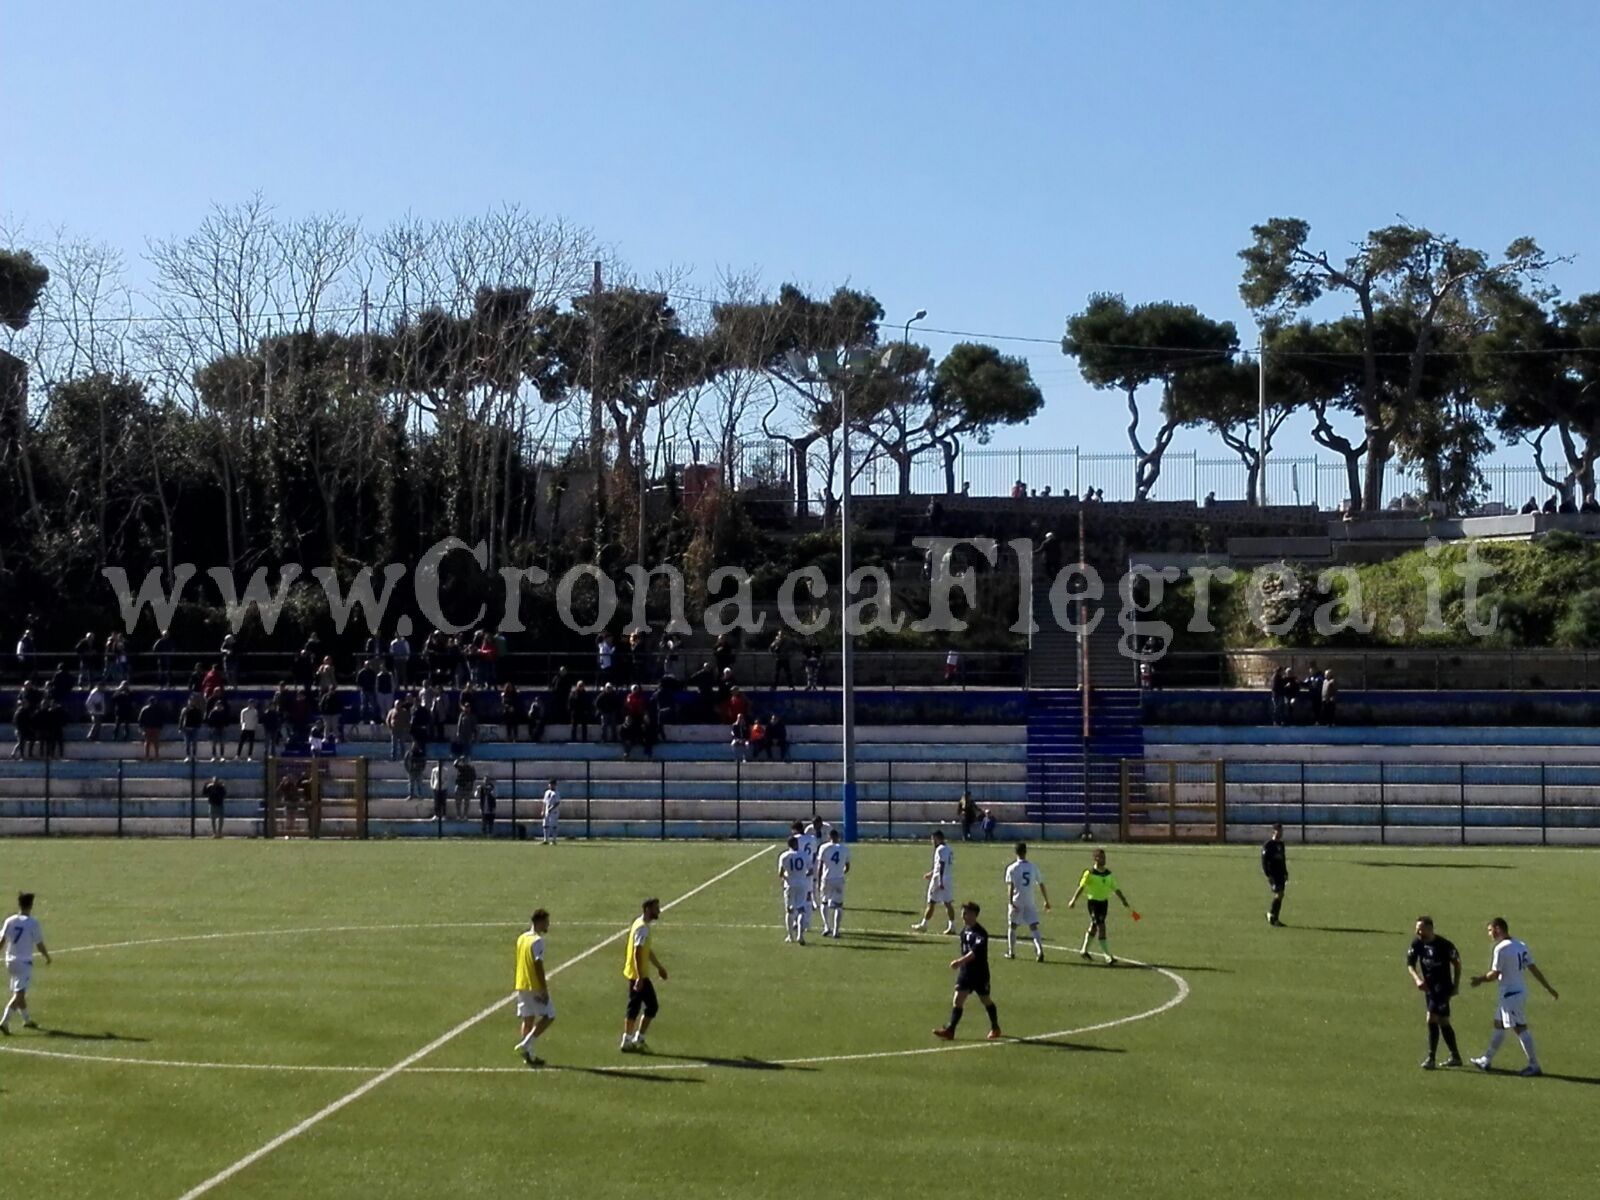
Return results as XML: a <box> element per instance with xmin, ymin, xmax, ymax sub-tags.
<box><xmin>903</xmin><ymin>309</ymin><xmax>927</xmax><ymax>346</ymax></box>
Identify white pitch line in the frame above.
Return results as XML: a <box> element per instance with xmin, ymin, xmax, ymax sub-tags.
<box><xmin>171</xmin><ymin>844</ymin><xmax>773</xmax><ymax>1200</ymax></box>
<box><xmin>0</xmin><ymin>942</ymin><xmax>1188</xmax><ymax>1078</ymax></box>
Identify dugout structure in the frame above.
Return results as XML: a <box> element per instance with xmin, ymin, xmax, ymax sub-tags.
<box><xmin>1120</xmin><ymin>759</ymin><xmax>1224</xmax><ymax>842</ymax></box>
<box><xmin>263</xmin><ymin>756</ymin><xmax>369</xmax><ymax>839</ymax></box>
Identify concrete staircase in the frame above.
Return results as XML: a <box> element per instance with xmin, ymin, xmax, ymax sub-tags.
<box><xmin>1027</xmin><ymin>572</ymin><xmax>1136</xmax><ymax>688</ymax></box>
<box><xmin>1024</xmin><ymin>688</ymin><xmax>1146</xmax><ymax>828</ymax></box>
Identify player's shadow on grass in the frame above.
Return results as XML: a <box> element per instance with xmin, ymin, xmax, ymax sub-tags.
<box><xmin>1294</xmin><ymin>925</ymin><xmax>1392</xmax><ymax>936</ymax></box>
<box><xmin>553</xmin><ymin>1066</ymin><xmax>703</xmax><ymax>1084</ymax></box>
<box><xmin>40</xmin><ymin>1028</ymin><xmax>149</xmax><ymax>1043</ymax></box>
<box><xmin>852</xmin><ymin>907</ymin><xmax>918</xmax><ymax>917</ymax></box>
<box><xmin>1356</xmin><ymin>861</ymin><xmax>1515</xmax><ymax>870</ymax></box>
<box><xmin>828</xmin><ymin>941</ymin><xmax>911</xmax><ymax>954</ymax></box>
<box><xmin>1012</xmin><ymin>1040</ymin><xmax>1126</xmax><ymax>1054</ymax></box>
<box><xmin>645</xmin><ymin>1053</ymin><xmax>816</xmax><ymax>1072</ymax></box>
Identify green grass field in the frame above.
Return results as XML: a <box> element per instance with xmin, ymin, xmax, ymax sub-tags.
<box><xmin>0</xmin><ymin>838</ymin><xmax>1596</xmax><ymax>1199</ymax></box>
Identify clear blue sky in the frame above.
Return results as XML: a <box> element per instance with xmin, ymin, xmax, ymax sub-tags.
<box><xmin>5</xmin><ymin>1</ymin><xmax>1597</xmax><ymax>464</ymax></box>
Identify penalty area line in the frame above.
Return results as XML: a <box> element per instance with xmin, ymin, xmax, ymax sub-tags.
<box><xmin>172</xmin><ymin>843</ymin><xmax>772</xmax><ymax>1200</ymax></box>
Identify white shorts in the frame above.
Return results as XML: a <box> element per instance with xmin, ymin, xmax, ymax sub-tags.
<box><xmin>819</xmin><ymin>878</ymin><xmax>845</xmax><ymax>906</ymax></box>
<box><xmin>1009</xmin><ymin>904</ymin><xmax>1039</xmax><ymax>929</ymax></box>
<box><xmin>1497</xmin><ymin>997</ymin><xmax>1528</xmax><ymax>1029</ymax></box>
<box><xmin>515</xmin><ymin>990</ymin><xmax>554</xmax><ymax>1020</ymax></box>
<box><xmin>784</xmin><ymin>887</ymin><xmax>809</xmax><ymax>913</ymax></box>
<box><xmin>927</xmin><ymin>880</ymin><xmax>953</xmax><ymax>905</ymax></box>
<box><xmin>7</xmin><ymin>961</ymin><xmax>31</xmax><ymax>993</ymax></box>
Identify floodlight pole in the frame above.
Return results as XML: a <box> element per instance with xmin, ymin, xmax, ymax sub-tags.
<box><xmin>840</xmin><ymin>364</ymin><xmax>858</xmax><ymax>842</ymax></box>
<box><xmin>1257</xmin><ymin>330</ymin><xmax>1268</xmax><ymax>506</ymax></box>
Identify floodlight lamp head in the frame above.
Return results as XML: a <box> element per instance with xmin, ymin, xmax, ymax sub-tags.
<box><xmin>913</xmin><ymin>309</ymin><xmax>927</xmax><ymax>321</ymax></box>
<box><xmin>784</xmin><ymin>349</ymin><xmax>811</xmax><ymax>377</ymax></box>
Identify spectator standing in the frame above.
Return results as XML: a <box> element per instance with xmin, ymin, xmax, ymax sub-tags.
<box><xmin>501</xmin><ymin>683</ymin><xmax>522</xmax><ymax>743</ymax></box>
<box><xmin>385</xmin><ymin>698</ymin><xmax>408</xmax><ymax>760</ymax></box>
<box><xmin>315</xmin><ymin>656</ymin><xmax>337</xmax><ymax>693</ymax></box>
<box><xmin>74</xmin><ymin>631</ymin><xmax>96</xmax><ymax>687</ymax></box>
<box><xmin>455</xmin><ymin>702</ymin><xmax>480</xmax><ymax>755</ymax></box>
<box><xmin>178</xmin><ymin>697</ymin><xmax>202</xmax><ymax>761</ymax></box>
<box><xmin>981</xmin><ymin>809</ymin><xmax>996</xmax><ymax>841</ymax></box>
<box><xmin>958</xmin><ymin>790</ymin><xmax>979</xmax><ymax>841</ymax></box>
<box><xmin>375</xmin><ymin>662</ymin><xmax>396</xmax><ymax>728</ymax></box>
<box><xmin>390</xmin><ymin>631</ymin><xmax>412</xmax><ymax>686</ymax></box>
<box><xmin>85</xmin><ymin>684</ymin><xmax>108</xmax><ymax>741</ymax></box>
<box><xmin>408</xmin><ymin>698</ymin><xmax>431</xmax><ymax>748</ymax></box>
<box><xmin>430</xmin><ymin>760</ymin><xmax>447</xmax><ymax>822</ymax></box>
<box><xmin>597</xmin><ymin>633</ymin><xmax>616</xmax><ymax>684</ymax></box>
<box><xmin>318</xmin><ymin>686</ymin><xmax>344</xmax><ymax>741</ymax></box>
<box><xmin>660</xmin><ymin>633</ymin><xmax>682</xmax><ymax>681</ymax></box>
<box><xmin>356</xmin><ymin>660</ymin><xmax>379</xmax><ymax>729</ymax></box>
<box><xmin>152</xmin><ymin>630</ymin><xmax>175</xmax><ymax>688</ymax></box>
<box><xmin>1268</xmin><ymin>666</ymin><xmax>1286</xmax><ymax>726</ymax></box>
<box><xmin>1306</xmin><ymin>665</ymin><xmax>1325</xmax><ymax>724</ymax></box>
<box><xmin>568</xmin><ymin>682</ymin><xmax>593</xmax><ymax>742</ymax></box>
<box><xmin>944</xmin><ymin>648</ymin><xmax>962</xmax><ymax>686</ymax></box>
<box><xmin>803</xmin><ymin>641</ymin><xmax>822</xmax><ymax>690</ymax></box>
<box><xmin>766</xmin><ymin>713</ymin><xmax>790</xmax><ymax>761</ymax></box>
<box><xmin>770</xmin><ymin>631</ymin><xmax>794</xmax><ymax>688</ymax></box>
<box><xmin>477</xmin><ymin>775</ymin><xmax>498</xmax><ymax>835</ymax></box>
<box><xmin>596</xmin><ymin>683</ymin><xmax>621</xmax><ymax>743</ymax></box>
<box><xmin>204</xmin><ymin>776</ymin><xmax>227</xmax><ymax>838</ymax></box>
<box><xmin>238</xmin><ymin>699</ymin><xmax>260</xmax><ymax>762</ymax></box>
<box><xmin>548</xmin><ymin>666</ymin><xmax>574</xmax><ymax>724</ymax></box>
<box><xmin>262</xmin><ymin>696</ymin><xmax>284</xmax><ymax>758</ymax></box>
<box><xmin>453</xmin><ymin>755</ymin><xmax>476</xmax><ymax>820</ymax></box>
<box><xmin>139</xmin><ymin>698</ymin><xmax>164</xmax><ymax>760</ymax></box>
<box><xmin>403</xmin><ymin>741</ymin><xmax>427</xmax><ymax>800</ymax></box>
<box><xmin>626</xmin><ymin>629</ymin><xmax>649</xmax><ymax>685</ymax></box>
<box><xmin>205</xmin><ymin>695</ymin><xmax>230</xmax><ymax>762</ymax></box>
<box><xmin>525</xmin><ymin>696</ymin><xmax>546</xmax><ymax>743</ymax></box>
<box><xmin>430</xmin><ymin>687</ymin><xmax>450</xmax><ymax>744</ymax></box>
<box><xmin>1321</xmin><ymin>671</ymin><xmax>1339</xmax><ymax>725</ymax></box>
<box><xmin>220</xmin><ymin>634</ymin><xmax>240</xmax><ymax>688</ymax></box>
<box><xmin>111</xmin><ymin>684</ymin><xmax>136</xmax><ymax>742</ymax></box>
<box><xmin>41</xmin><ymin>701</ymin><xmax>66</xmax><ymax>759</ymax></box>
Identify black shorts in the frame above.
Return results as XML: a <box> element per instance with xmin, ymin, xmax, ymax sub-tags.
<box><xmin>1086</xmin><ymin>899</ymin><xmax>1110</xmax><ymax>924</ymax></box>
<box><xmin>625</xmin><ymin>978</ymin><xmax>659</xmax><ymax>1021</ymax></box>
<box><xmin>1265</xmin><ymin>873</ymin><xmax>1287</xmax><ymax>894</ymax></box>
<box><xmin>1424</xmin><ymin>988</ymin><xmax>1453</xmax><ymax>1018</ymax></box>
<box><xmin>955</xmin><ymin>969</ymin><xmax>990</xmax><ymax>997</ymax></box>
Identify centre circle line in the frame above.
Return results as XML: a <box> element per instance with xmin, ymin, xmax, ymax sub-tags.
<box><xmin>0</xmin><ymin>924</ymin><xmax>1189</xmax><ymax>1076</ymax></box>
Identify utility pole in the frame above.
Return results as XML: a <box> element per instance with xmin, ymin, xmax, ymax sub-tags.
<box><xmin>839</xmin><ymin>357</ymin><xmax>858</xmax><ymax>843</ymax></box>
<box><xmin>1257</xmin><ymin>331</ymin><xmax>1268</xmax><ymax>506</ymax></box>
<box><xmin>589</xmin><ymin>261</ymin><xmax>604</xmax><ymax>472</ymax></box>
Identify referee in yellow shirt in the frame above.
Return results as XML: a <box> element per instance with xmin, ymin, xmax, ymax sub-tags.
<box><xmin>1067</xmin><ymin>848</ymin><xmax>1131</xmax><ymax>965</ymax></box>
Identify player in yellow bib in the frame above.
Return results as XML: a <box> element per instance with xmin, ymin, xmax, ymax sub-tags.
<box><xmin>1067</xmin><ymin>848</ymin><xmax>1131</xmax><ymax>965</ymax></box>
<box><xmin>512</xmin><ymin>909</ymin><xmax>554</xmax><ymax>1067</ymax></box>
<box><xmin>621</xmin><ymin>897</ymin><xmax>668</xmax><ymax>1053</ymax></box>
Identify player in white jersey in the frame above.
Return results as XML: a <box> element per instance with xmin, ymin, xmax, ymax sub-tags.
<box><xmin>911</xmin><ymin>830</ymin><xmax>956</xmax><ymax>934</ymax></box>
<box><xmin>815</xmin><ymin>828</ymin><xmax>852</xmax><ymax>938</ymax></box>
<box><xmin>1003</xmin><ymin>842</ymin><xmax>1052</xmax><ymax>962</ymax></box>
<box><xmin>805</xmin><ymin>816</ymin><xmax>830</xmax><ymax>912</ymax></box>
<box><xmin>541</xmin><ymin>779</ymin><xmax>561</xmax><ymax>844</ymax></box>
<box><xmin>777</xmin><ymin>836</ymin><xmax>812</xmax><ymax>944</ymax></box>
<box><xmin>1469</xmin><ymin>916</ymin><xmax>1558</xmax><ymax>1076</ymax></box>
<box><xmin>0</xmin><ymin>892</ymin><xmax>51</xmax><ymax>1033</ymax></box>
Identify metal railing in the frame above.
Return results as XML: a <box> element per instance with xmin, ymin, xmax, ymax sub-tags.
<box><xmin>1152</xmin><ymin>649</ymin><xmax>1600</xmax><ymax>691</ymax></box>
<box><xmin>0</xmin><ymin>752</ymin><xmax>1062</xmax><ymax>841</ymax></box>
<box><xmin>7</xmin><ymin>648</ymin><xmax>1026</xmax><ymax>695</ymax></box>
<box><xmin>1126</xmin><ymin>757</ymin><xmax>1600</xmax><ymax>844</ymax></box>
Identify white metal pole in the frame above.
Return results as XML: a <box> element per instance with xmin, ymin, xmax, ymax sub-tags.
<box><xmin>1257</xmin><ymin>332</ymin><xmax>1268</xmax><ymax>506</ymax></box>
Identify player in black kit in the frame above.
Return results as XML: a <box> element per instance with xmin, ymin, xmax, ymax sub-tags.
<box><xmin>1262</xmin><ymin>823</ymin><xmax>1288</xmax><ymax>926</ymax></box>
<box><xmin>1406</xmin><ymin>915</ymin><xmax>1463</xmax><ymax>1069</ymax></box>
<box><xmin>933</xmin><ymin>901</ymin><xmax>1003</xmax><ymax>1041</ymax></box>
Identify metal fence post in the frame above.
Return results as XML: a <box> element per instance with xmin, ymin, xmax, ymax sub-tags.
<box><xmin>117</xmin><ymin>758</ymin><xmax>125</xmax><ymax>838</ymax></box>
<box><xmin>735</xmin><ymin>758</ymin><xmax>742</xmax><ymax>840</ymax></box>
<box><xmin>189</xmin><ymin>756</ymin><xmax>197</xmax><ymax>839</ymax></box>
<box><xmin>43</xmin><ymin>755</ymin><xmax>51</xmax><ymax>835</ymax></box>
<box><xmin>1539</xmin><ymin>762</ymin><xmax>1547</xmax><ymax>846</ymax></box>
<box><xmin>810</xmin><ymin>760</ymin><xmax>817</xmax><ymax>815</ymax></box>
<box><xmin>1299</xmin><ymin>762</ymin><xmax>1307</xmax><ymax>842</ymax></box>
<box><xmin>511</xmin><ymin>758</ymin><xmax>518</xmax><ymax>831</ymax></box>
<box><xmin>659</xmin><ymin>759</ymin><xmax>667</xmax><ymax>841</ymax></box>
<box><xmin>1458</xmin><ymin>763</ymin><xmax>1466</xmax><ymax>846</ymax></box>
<box><xmin>886</xmin><ymin>761</ymin><xmax>893</xmax><ymax>841</ymax></box>
<box><xmin>1377</xmin><ymin>761</ymin><xmax>1386</xmax><ymax>845</ymax></box>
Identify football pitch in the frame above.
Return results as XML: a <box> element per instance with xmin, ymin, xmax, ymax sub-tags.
<box><xmin>0</xmin><ymin>838</ymin><xmax>1596</xmax><ymax>1199</ymax></box>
